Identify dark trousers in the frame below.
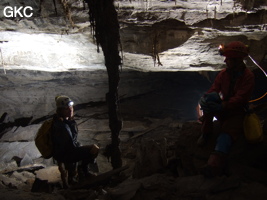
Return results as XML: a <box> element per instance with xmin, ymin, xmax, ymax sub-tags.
<box><xmin>201</xmin><ymin>112</ymin><xmax>245</xmax><ymax>141</ymax></box>
<box><xmin>61</xmin><ymin>145</ymin><xmax>98</xmax><ymax>172</ymax></box>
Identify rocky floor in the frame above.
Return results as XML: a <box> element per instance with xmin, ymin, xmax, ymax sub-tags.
<box><xmin>0</xmin><ymin>67</ymin><xmax>266</xmax><ymax>200</ymax></box>
<box><xmin>0</xmin><ymin>93</ymin><xmax>267</xmax><ymax>200</ymax></box>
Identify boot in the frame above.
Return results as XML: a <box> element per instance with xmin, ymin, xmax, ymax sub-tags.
<box><xmin>78</xmin><ymin>165</ymin><xmax>96</xmax><ymax>182</ymax></box>
<box><xmin>64</xmin><ymin>162</ymin><xmax>79</xmax><ymax>186</ymax></box>
<box><xmin>68</xmin><ymin>169</ymin><xmax>79</xmax><ymax>185</ymax></box>
<box><xmin>200</xmin><ymin>151</ymin><xmax>227</xmax><ymax>178</ymax></box>
<box><xmin>88</xmin><ymin>158</ymin><xmax>99</xmax><ymax>173</ymax></box>
<box><xmin>58</xmin><ymin>162</ymin><xmax>69</xmax><ymax>189</ymax></box>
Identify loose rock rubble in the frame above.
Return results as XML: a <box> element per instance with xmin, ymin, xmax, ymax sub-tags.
<box><xmin>0</xmin><ymin>98</ymin><xmax>266</xmax><ymax>200</ymax></box>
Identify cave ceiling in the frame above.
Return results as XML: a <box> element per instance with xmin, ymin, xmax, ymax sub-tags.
<box><xmin>0</xmin><ymin>0</ymin><xmax>266</xmax><ymax>72</ymax></box>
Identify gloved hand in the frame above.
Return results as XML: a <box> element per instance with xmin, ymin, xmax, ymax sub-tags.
<box><xmin>205</xmin><ymin>92</ymin><xmax>221</xmax><ymax>104</ymax></box>
<box><xmin>199</xmin><ymin>92</ymin><xmax>222</xmax><ymax>113</ymax></box>
<box><xmin>201</xmin><ymin>101</ymin><xmax>223</xmax><ymax>113</ymax></box>
<box><xmin>199</xmin><ymin>96</ymin><xmax>207</xmax><ymax>108</ymax></box>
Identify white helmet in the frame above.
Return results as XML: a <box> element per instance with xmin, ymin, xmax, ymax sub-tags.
<box><xmin>55</xmin><ymin>95</ymin><xmax>74</xmax><ymax>108</ymax></box>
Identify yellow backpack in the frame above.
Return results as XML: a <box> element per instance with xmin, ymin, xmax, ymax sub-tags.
<box><xmin>35</xmin><ymin>119</ymin><xmax>54</xmax><ymax>159</ymax></box>
<box><xmin>244</xmin><ymin>112</ymin><xmax>263</xmax><ymax>143</ymax></box>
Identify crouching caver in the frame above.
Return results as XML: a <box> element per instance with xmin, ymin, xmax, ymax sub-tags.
<box><xmin>198</xmin><ymin>41</ymin><xmax>254</xmax><ymax>177</ymax></box>
<box><xmin>52</xmin><ymin>95</ymin><xmax>99</xmax><ymax>188</ymax></box>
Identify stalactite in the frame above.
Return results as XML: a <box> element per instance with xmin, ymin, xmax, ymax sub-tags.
<box><xmin>214</xmin><ymin>6</ymin><xmax>217</xmax><ymax>19</ymax></box>
<box><xmin>39</xmin><ymin>0</ymin><xmax>58</xmax><ymax>16</ymax></box>
<box><xmin>152</xmin><ymin>32</ymin><xmax>162</xmax><ymax>66</ymax></box>
<box><xmin>40</xmin><ymin>0</ymin><xmax>74</xmax><ymax>28</ymax></box>
<box><xmin>233</xmin><ymin>0</ymin><xmax>267</xmax><ymax>11</ymax></box>
<box><xmin>60</xmin><ymin>0</ymin><xmax>75</xmax><ymax>28</ymax></box>
<box><xmin>85</xmin><ymin>0</ymin><xmax>122</xmax><ymax>169</ymax></box>
<box><xmin>0</xmin><ymin>48</ymin><xmax>6</xmax><ymax>74</ymax></box>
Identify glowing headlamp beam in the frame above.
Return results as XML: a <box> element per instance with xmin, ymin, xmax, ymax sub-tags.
<box><xmin>68</xmin><ymin>101</ymin><xmax>74</xmax><ymax>107</ymax></box>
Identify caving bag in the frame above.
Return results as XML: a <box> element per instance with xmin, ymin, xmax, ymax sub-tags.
<box><xmin>35</xmin><ymin>119</ymin><xmax>54</xmax><ymax>159</ymax></box>
<box><xmin>244</xmin><ymin>112</ymin><xmax>263</xmax><ymax>143</ymax></box>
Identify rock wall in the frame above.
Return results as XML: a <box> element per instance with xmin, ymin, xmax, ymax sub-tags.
<box><xmin>0</xmin><ymin>69</ymin><xmax>214</xmax><ymax>121</ymax></box>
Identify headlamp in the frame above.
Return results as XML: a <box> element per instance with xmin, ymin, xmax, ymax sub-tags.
<box><xmin>218</xmin><ymin>44</ymin><xmax>225</xmax><ymax>56</ymax></box>
<box><xmin>55</xmin><ymin>95</ymin><xmax>74</xmax><ymax>108</ymax></box>
<box><xmin>68</xmin><ymin>101</ymin><xmax>74</xmax><ymax>107</ymax></box>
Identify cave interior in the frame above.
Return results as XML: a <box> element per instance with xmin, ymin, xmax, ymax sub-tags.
<box><xmin>0</xmin><ymin>0</ymin><xmax>267</xmax><ymax>199</ymax></box>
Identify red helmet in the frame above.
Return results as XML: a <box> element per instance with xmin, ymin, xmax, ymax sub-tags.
<box><xmin>219</xmin><ymin>41</ymin><xmax>249</xmax><ymax>58</ymax></box>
